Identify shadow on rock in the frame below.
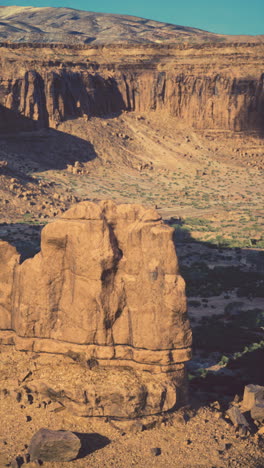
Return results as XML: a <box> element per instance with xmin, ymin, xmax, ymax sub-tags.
<box><xmin>74</xmin><ymin>433</ymin><xmax>111</xmax><ymax>460</ymax></box>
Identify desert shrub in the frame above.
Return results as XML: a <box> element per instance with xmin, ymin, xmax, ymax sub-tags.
<box><xmin>183</xmin><ymin>217</ymin><xmax>216</xmax><ymax>232</ymax></box>
<box><xmin>218</xmin><ymin>355</ymin><xmax>229</xmax><ymax>366</ymax></box>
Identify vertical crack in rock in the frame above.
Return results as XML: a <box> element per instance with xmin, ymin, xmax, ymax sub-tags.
<box><xmin>1</xmin><ymin>63</ymin><xmax>264</xmax><ymax>132</ymax></box>
<box><xmin>100</xmin><ymin>221</ymin><xmax>124</xmax><ymax>346</ymax></box>
<box><xmin>0</xmin><ymin>201</ymin><xmax>192</xmax><ymax>417</ymax></box>
<box><xmin>47</xmin><ymin>234</ymin><xmax>68</xmax><ymax>334</ymax></box>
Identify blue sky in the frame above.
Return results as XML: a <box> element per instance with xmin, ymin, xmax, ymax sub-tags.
<box><xmin>1</xmin><ymin>0</ymin><xmax>263</xmax><ymax>35</ymax></box>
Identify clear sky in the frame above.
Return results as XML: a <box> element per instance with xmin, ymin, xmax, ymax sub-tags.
<box><xmin>1</xmin><ymin>0</ymin><xmax>263</xmax><ymax>36</ymax></box>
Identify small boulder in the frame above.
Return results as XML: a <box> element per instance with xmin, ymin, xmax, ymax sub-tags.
<box><xmin>242</xmin><ymin>385</ymin><xmax>264</xmax><ymax>411</ymax></box>
<box><xmin>150</xmin><ymin>447</ymin><xmax>161</xmax><ymax>456</ymax></box>
<box><xmin>10</xmin><ymin>456</ymin><xmax>24</xmax><ymax>468</ymax></box>
<box><xmin>28</xmin><ymin>428</ymin><xmax>81</xmax><ymax>462</ymax></box>
<box><xmin>251</xmin><ymin>400</ymin><xmax>264</xmax><ymax>423</ymax></box>
<box><xmin>226</xmin><ymin>406</ymin><xmax>249</xmax><ymax>429</ymax></box>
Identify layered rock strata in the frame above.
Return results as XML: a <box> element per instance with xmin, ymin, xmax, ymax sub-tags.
<box><xmin>0</xmin><ymin>201</ymin><xmax>192</xmax><ymax>417</ymax></box>
<box><xmin>0</xmin><ymin>43</ymin><xmax>263</xmax><ymax>133</ymax></box>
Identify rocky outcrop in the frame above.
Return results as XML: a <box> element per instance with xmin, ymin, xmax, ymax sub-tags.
<box><xmin>119</xmin><ymin>72</ymin><xmax>264</xmax><ymax>132</ymax></box>
<box><xmin>0</xmin><ymin>201</ymin><xmax>192</xmax><ymax>417</ymax></box>
<box><xmin>0</xmin><ymin>241</ymin><xmax>20</xmax><ymax>330</ymax></box>
<box><xmin>0</xmin><ymin>70</ymin><xmax>124</xmax><ymax>129</ymax></box>
<box><xmin>0</xmin><ymin>43</ymin><xmax>264</xmax><ymax>133</ymax></box>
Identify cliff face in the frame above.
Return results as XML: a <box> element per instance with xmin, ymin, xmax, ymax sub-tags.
<box><xmin>119</xmin><ymin>72</ymin><xmax>264</xmax><ymax>132</ymax></box>
<box><xmin>0</xmin><ymin>43</ymin><xmax>263</xmax><ymax>134</ymax></box>
<box><xmin>1</xmin><ymin>70</ymin><xmax>124</xmax><ymax>129</ymax></box>
<box><xmin>0</xmin><ymin>201</ymin><xmax>191</xmax><ymax>417</ymax></box>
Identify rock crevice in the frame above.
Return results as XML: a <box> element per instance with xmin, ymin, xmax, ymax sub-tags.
<box><xmin>0</xmin><ymin>201</ymin><xmax>191</xmax><ymax>417</ymax></box>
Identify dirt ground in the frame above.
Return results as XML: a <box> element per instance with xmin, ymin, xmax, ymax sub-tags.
<box><xmin>0</xmin><ymin>112</ymin><xmax>263</xmax><ymax>224</ymax></box>
<box><xmin>0</xmin><ymin>346</ymin><xmax>263</xmax><ymax>468</ymax></box>
<box><xmin>0</xmin><ymin>110</ymin><xmax>264</xmax><ymax>467</ymax></box>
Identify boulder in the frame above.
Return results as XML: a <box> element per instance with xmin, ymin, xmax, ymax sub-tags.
<box><xmin>29</xmin><ymin>428</ymin><xmax>81</xmax><ymax>462</ymax></box>
<box><xmin>226</xmin><ymin>406</ymin><xmax>249</xmax><ymax>429</ymax></box>
<box><xmin>150</xmin><ymin>447</ymin><xmax>161</xmax><ymax>456</ymax></box>
<box><xmin>242</xmin><ymin>384</ymin><xmax>264</xmax><ymax>411</ymax></box>
<box><xmin>251</xmin><ymin>400</ymin><xmax>264</xmax><ymax>423</ymax></box>
<box><xmin>10</xmin><ymin>456</ymin><xmax>24</xmax><ymax>468</ymax></box>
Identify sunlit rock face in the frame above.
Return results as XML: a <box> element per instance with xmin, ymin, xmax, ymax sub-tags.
<box><xmin>0</xmin><ymin>201</ymin><xmax>192</xmax><ymax>417</ymax></box>
<box><xmin>0</xmin><ymin>7</ymin><xmax>263</xmax><ymax>136</ymax></box>
<box><xmin>1</xmin><ymin>66</ymin><xmax>264</xmax><ymax>134</ymax></box>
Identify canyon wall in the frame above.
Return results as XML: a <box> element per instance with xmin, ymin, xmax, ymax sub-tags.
<box><xmin>0</xmin><ymin>43</ymin><xmax>263</xmax><ymax>133</ymax></box>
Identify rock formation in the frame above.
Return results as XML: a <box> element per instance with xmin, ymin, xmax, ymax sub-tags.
<box><xmin>0</xmin><ymin>201</ymin><xmax>192</xmax><ymax>418</ymax></box>
<box><xmin>28</xmin><ymin>429</ymin><xmax>81</xmax><ymax>462</ymax></box>
<box><xmin>0</xmin><ymin>40</ymin><xmax>263</xmax><ymax>134</ymax></box>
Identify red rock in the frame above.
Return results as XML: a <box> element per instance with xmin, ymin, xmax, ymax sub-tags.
<box><xmin>0</xmin><ymin>241</ymin><xmax>20</xmax><ymax>329</ymax></box>
<box><xmin>0</xmin><ymin>201</ymin><xmax>192</xmax><ymax>417</ymax></box>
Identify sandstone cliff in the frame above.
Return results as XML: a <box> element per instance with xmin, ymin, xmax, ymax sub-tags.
<box><xmin>0</xmin><ymin>42</ymin><xmax>263</xmax><ymax>134</ymax></box>
<box><xmin>0</xmin><ymin>201</ymin><xmax>191</xmax><ymax>417</ymax></box>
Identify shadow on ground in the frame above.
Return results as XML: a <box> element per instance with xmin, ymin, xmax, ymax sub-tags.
<box><xmin>190</xmin><ymin>347</ymin><xmax>264</xmax><ymax>403</ymax></box>
<box><xmin>0</xmin><ymin>105</ymin><xmax>97</xmax><ymax>174</ymax></box>
<box><xmin>0</xmin><ymin>222</ymin><xmax>43</xmax><ymax>262</ymax></box>
<box><xmin>165</xmin><ymin>218</ymin><xmax>264</xmax><ymax>405</ymax></box>
<box><xmin>74</xmin><ymin>432</ymin><xmax>110</xmax><ymax>460</ymax></box>
<box><xmin>0</xmin><ymin>72</ymin><xmax>128</xmax><ymax>175</ymax></box>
